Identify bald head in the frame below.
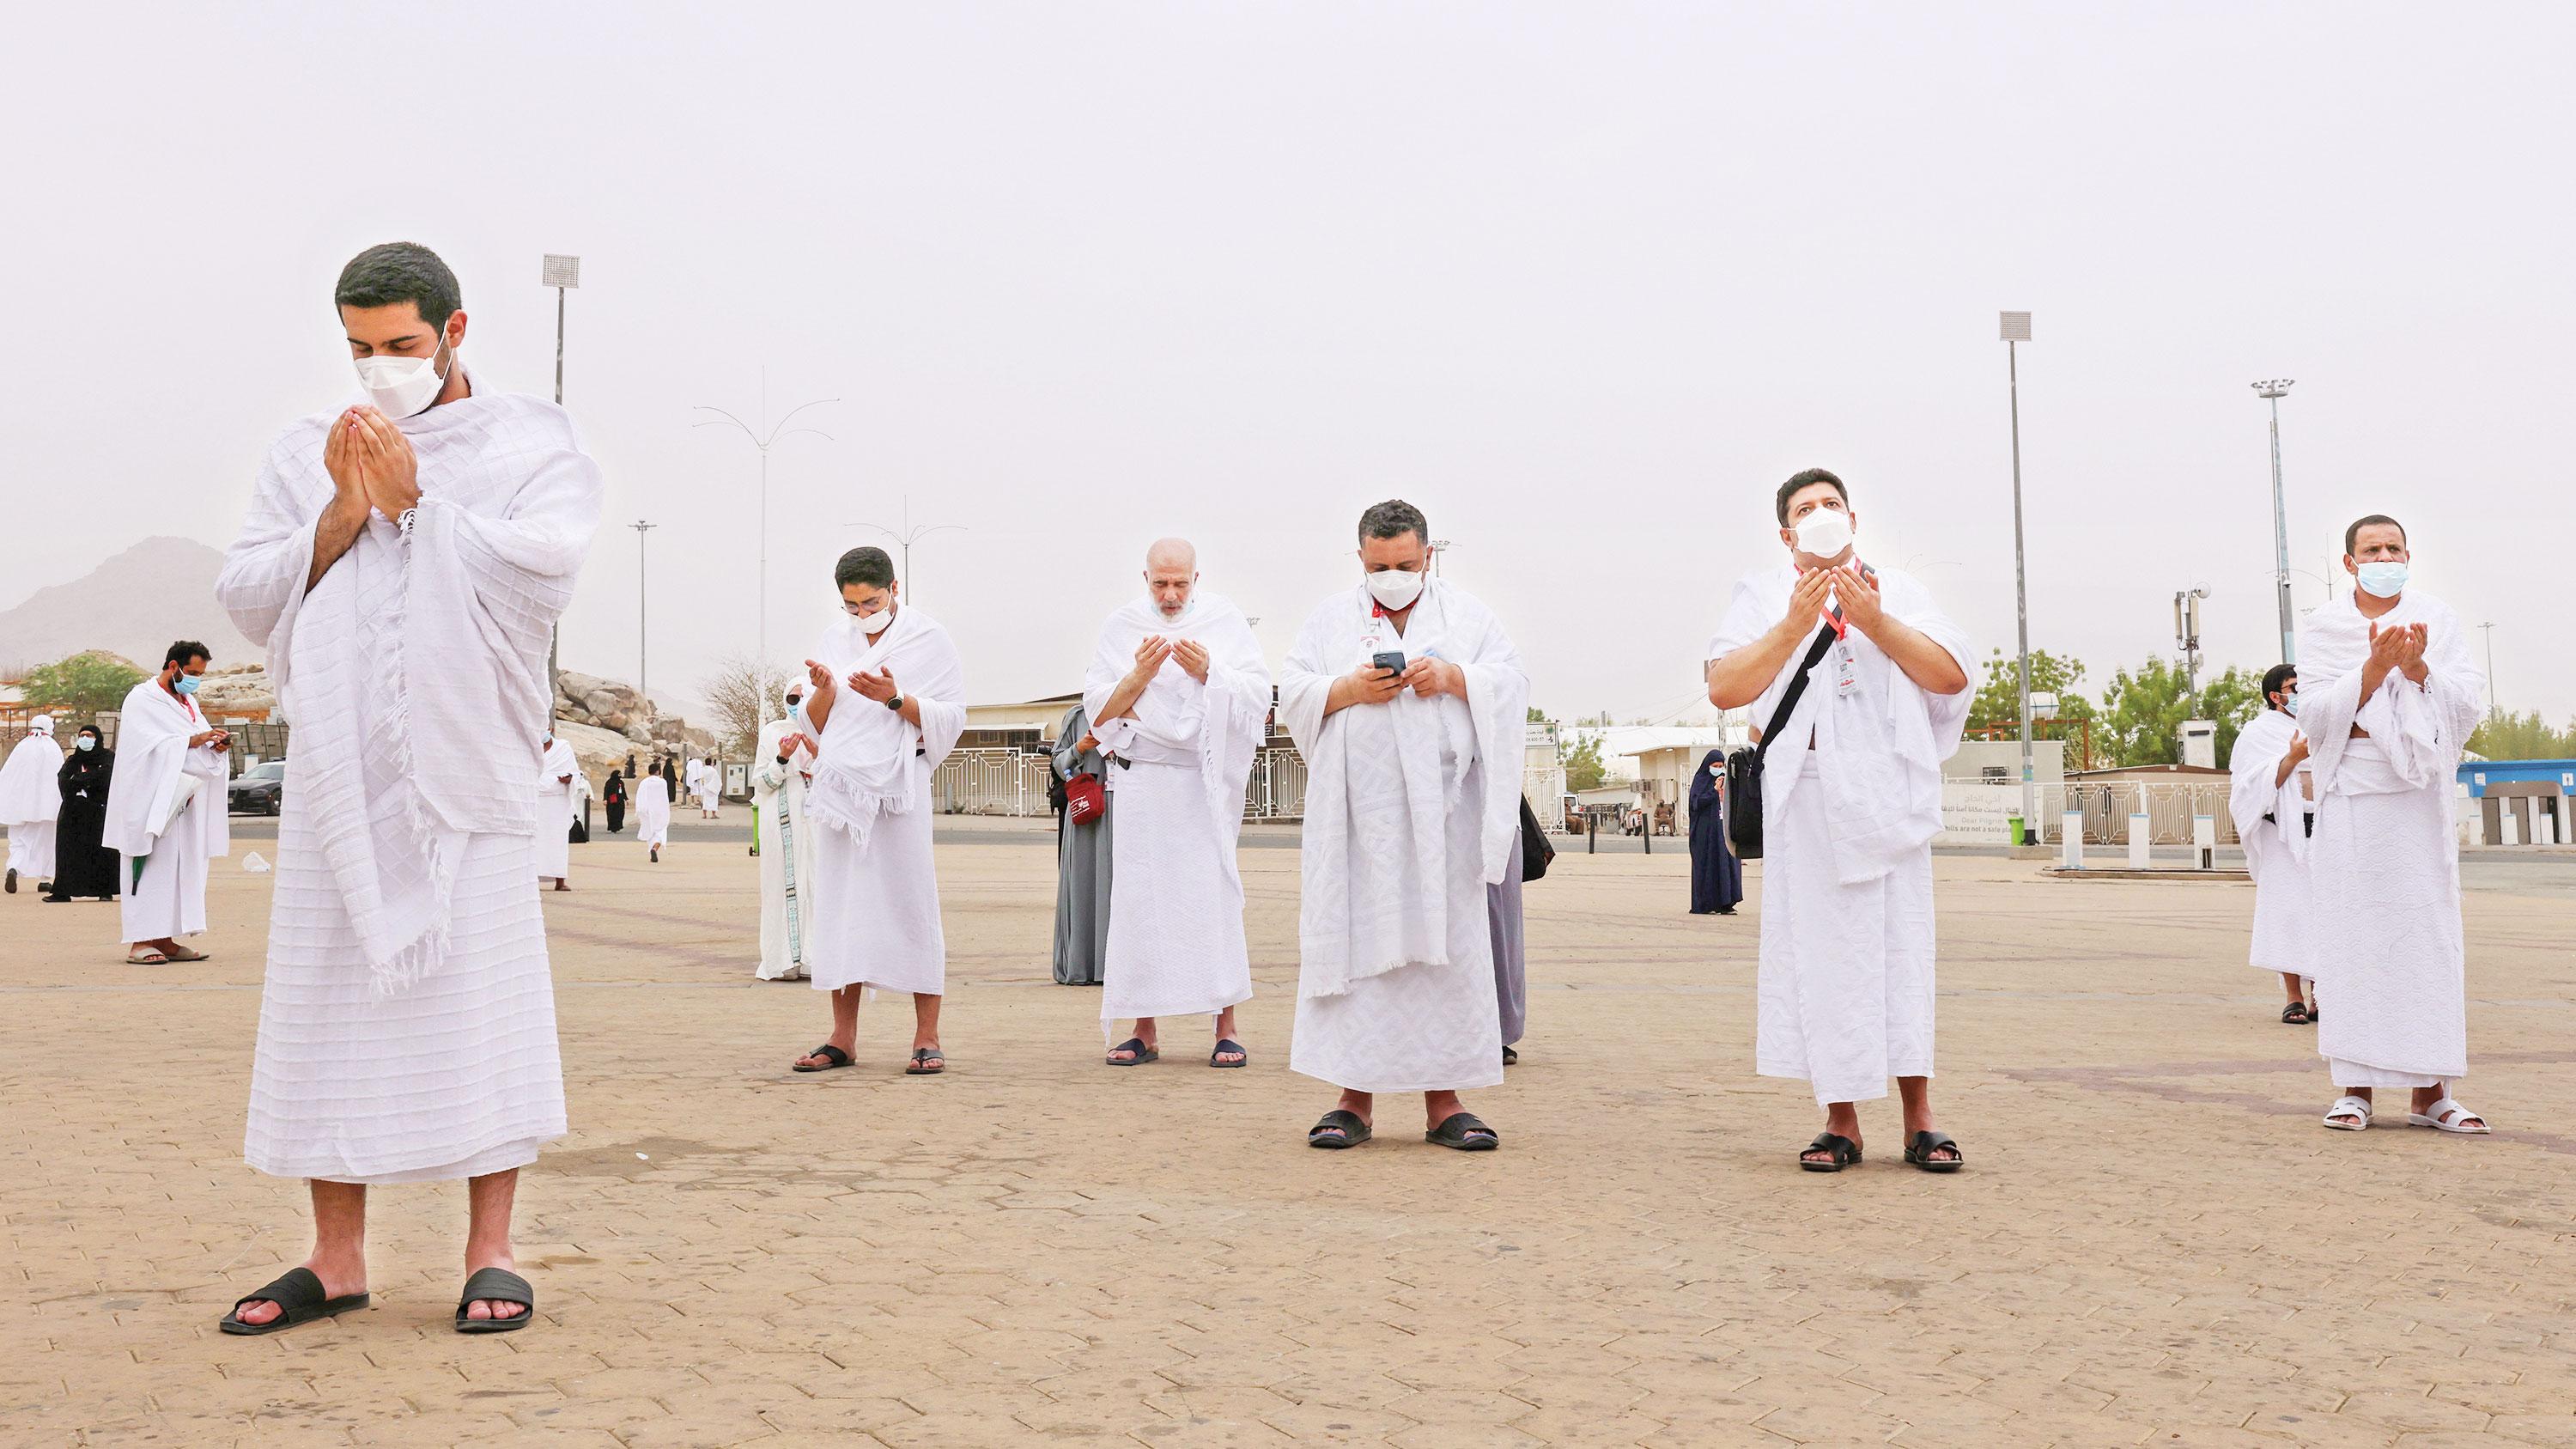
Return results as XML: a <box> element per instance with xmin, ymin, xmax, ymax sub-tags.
<box><xmin>1145</xmin><ymin>537</ymin><xmax>1199</xmax><ymax>619</ymax></box>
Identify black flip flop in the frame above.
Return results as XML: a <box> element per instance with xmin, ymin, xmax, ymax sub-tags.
<box><xmin>219</xmin><ymin>1266</ymin><xmax>369</xmax><ymax>1336</ymax></box>
<box><xmin>453</xmin><ymin>1267</ymin><xmax>535</xmax><ymax>1334</ymax></box>
<box><xmin>1426</xmin><ymin>1112</ymin><xmax>1498</xmax><ymax>1151</ymax></box>
<box><xmin>1106</xmin><ymin>1038</ymin><xmax>1157</xmax><ymax>1067</ymax></box>
<box><xmin>905</xmin><ymin>1046</ymin><xmax>945</xmax><ymax>1075</ymax></box>
<box><xmin>793</xmin><ymin>1043</ymin><xmax>851</xmax><ymax>1073</ymax></box>
<box><xmin>2280</xmin><ymin>1002</ymin><xmax>2310</xmax><ymax>1025</ymax></box>
<box><xmin>1308</xmin><ymin>1109</ymin><xmax>1371</xmax><ymax>1148</ymax></box>
<box><xmin>1801</xmin><ymin>1132</ymin><xmax>1862</xmax><ymax>1172</ymax></box>
<box><xmin>1209</xmin><ymin>1038</ymin><xmax>1247</xmax><ymax>1068</ymax></box>
<box><xmin>1502</xmin><ymin>1045</ymin><xmax>1519</xmax><ymax>1067</ymax></box>
<box><xmin>1904</xmin><ymin>1129</ymin><xmax>1964</xmax><ymax>1173</ymax></box>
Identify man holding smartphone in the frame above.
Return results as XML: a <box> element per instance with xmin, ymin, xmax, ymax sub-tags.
<box><xmin>1704</xmin><ymin>468</ymin><xmax>1973</xmax><ymax>1173</ymax></box>
<box><xmin>100</xmin><ymin>640</ymin><xmax>233</xmax><ymax>965</ymax></box>
<box><xmin>1279</xmin><ymin>500</ymin><xmax>1529</xmax><ymax>1152</ymax></box>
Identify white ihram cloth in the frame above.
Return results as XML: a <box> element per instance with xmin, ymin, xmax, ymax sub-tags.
<box><xmin>1084</xmin><ymin>593</ymin><xmax>1270</xmax><ymax>1038</ymax></box>
<box><xmin>635</xmin><ymin>774</ymin><xmax>671</xmax><ymax>848</ymax></box>
<box><xmin>2296</xmin><ymin>588</ymin><xmax>2482</xmax><ymax>1089</ymax></box>
<box><xmin>2</xmin><ymin>725</ymin><xmax>63</xmax><ymax>878</ymax></box>
<box><xmin>1708</xmin><ymin>563</ymin><xmax>1971</xmax><ymax>1105</ymax></box>
<box><xmin>2227</xmin><ymin>708</ymin><xmax>2314</xmax><ymax>976</ymax></box>
<box><xmin>100</xmin><ymin>680</ymin><xmax>232</xmax><ymax>941</ymax></box>
<box><xmin>1281</xmin><ymin>579</ymin><xmax>1528</xmax><ymax>1094</ymax></box>
<box><xmin>533</xmin><ymin>738</ymin><xmax>578</xmax><ymax>880</ymax></box>
<box><xmin>752</xmin><ymin>714</ymin><xmax>820</xmax><ymax>981</ymax></box>
<box><xmin>694</xmin><ymin>758</ymin><xmax>720</xmax><ymax>811</ymax></box>
<box><xmin>798</xmin><ymin>607</ymin><xmax>967</xmax><ymax>995</ymax></box>
<box><xmin>216</xmin><ymin>382</ymin><xmax>600</xmax><ymax>1182</ymax></box>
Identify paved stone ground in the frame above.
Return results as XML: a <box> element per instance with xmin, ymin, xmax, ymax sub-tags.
<box><xmin>3</xmin><ymin>822</ymin><xmax>2571</xmax><ymax>1447</ymax></box>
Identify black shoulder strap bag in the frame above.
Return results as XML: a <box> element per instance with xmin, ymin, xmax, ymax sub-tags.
<box><xmin>1724</xmin><ymin>623</ymin><xmax>1839</xmax><ymax>861</ymax></box>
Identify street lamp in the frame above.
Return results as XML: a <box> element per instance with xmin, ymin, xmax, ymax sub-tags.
<box><xmin>2001</xmin><ymin>311</ymin><xmax>2037</xmax><ymax>840</ymax></box>
<box><xmin>2253</xmin><ymin>380</ymin><xmax>2295</xmax><ymax>665</ymax></box>
<box><xmin>695</xmin><ymin>379</ymin><xmax>836</xmax><ymax>670</ymax></box>
<box><xmin>2479</xmin><ymin>621</ymin><xmax>2500</xmax><ymax>721</ymax></box>
<box><xmin>847</xmin><ymin>496</ymin><xmax>967</xmax><ymax>601</ymax></box>
<box><xmin>629</xmin><ymin>520</ymin><xmax>657</xmax><ymax>706</ymax></box>
<box><xmin>540</xmin><ymin>254</ymin><xmax>580</xmax><ymax>696</ymax></box>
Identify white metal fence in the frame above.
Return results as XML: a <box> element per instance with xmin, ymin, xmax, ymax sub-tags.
<box><xmin>1937</xmin><ymin>781</ymin><xmax>2243</xmax><ymax>845</ymax></box>
<box><xmin>931</xmin><ymin>746</ymin><xmax>1313</xmax><ymax>820</ymax></box>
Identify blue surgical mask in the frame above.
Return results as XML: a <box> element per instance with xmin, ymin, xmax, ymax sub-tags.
<box><xmin>2281</xmin><ymin>694</ymin><xmax>2300</xmax><ymax>718</ymax></box>
<box><xmin>2354</xmin><ymin>561</ymin><xmax>2409</xmax><ymax>598</ymax></box>
<box><xmin>76</xmin><ymin>736</ymin><xmax>96</xmax><ymax>752</ymax></box>
<box><xmin>172</xmin><ymin>673</ymin><xmax>201</xmax><ymax>696</ymax></box>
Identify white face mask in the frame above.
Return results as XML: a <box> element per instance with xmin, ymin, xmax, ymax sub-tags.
<box><xmin>2354</xmin><ymin>561</ymin><xmax>2409</xmax><ymax>598</ymax></box>
<box><xmin>353</xmin><ymin>332</ymin><xmax>453</xmax><ymax>418</ymax></box>
<box><xmin>855</xmin><ymin>604</ymin><xmax>897</xmax><ymax>635</ymax></box>
<box><xmin>2281</xmin><ymin>693</ymin><xmax>2300</xmax><ymax>717</ymax></box>
<box><xmin>1365</xmin><ymin>568</ymin><xmax>1425</xmax><ymax>611</ymax></box>
<box><xmin>76</xmin><ymin>736</ymin><xmax>96</xmax><ymax>752</ymax></box>
<box><xmin>1793</xmin><ymin>506</ymin><xmax>1854</xmax><ymax>560</ymax></box>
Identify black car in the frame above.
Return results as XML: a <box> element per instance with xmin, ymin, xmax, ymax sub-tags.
<box><xmin>229</xmin><ymin>759</ymin><xmax>286</xmax><ymax>815</ymax></box>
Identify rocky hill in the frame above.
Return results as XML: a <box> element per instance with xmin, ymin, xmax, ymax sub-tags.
<box><xmin>0</xmin><ymin>537</ymin><xmax>257</xmax><ymax>676</ymax></box>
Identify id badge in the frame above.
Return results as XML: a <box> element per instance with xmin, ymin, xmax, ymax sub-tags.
<box><xmin>1834</xmin><ymin>642</ymin><xmax>1859</xmax><ymax>696</ymax></box>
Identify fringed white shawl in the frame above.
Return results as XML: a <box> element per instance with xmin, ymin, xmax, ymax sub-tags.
<box><xmin>1082</xmin><ymin>591</ymin><xmax>1271</xmax><ymax>875</ymax></box>
<box><xmin>799</xmin><ymin>606</ymin><xmax>968</xmax><ymax>847</ymax></box>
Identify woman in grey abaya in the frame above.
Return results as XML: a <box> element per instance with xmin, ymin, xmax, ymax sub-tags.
<box><xmin>1049</xmin><ymin>703</ymin><xmax>1114</xmax><ymax>985</ymax></box>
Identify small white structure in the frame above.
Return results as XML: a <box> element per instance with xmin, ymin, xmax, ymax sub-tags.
<box><xmin>2179</xmin><ymin>719</ymin><xmax>2218</xmax><ymax>770</ymax></box>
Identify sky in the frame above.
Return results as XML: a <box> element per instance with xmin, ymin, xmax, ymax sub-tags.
<box><xmin>5</xmin><ymin>2</ymin><xmax>2571</xmax><ymax>727</ymax></box>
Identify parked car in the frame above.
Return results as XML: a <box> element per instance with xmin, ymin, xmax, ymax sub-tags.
<box><xmin>229</xmin><ymin>759</ymin><xmax>286</xmax><ymax>815</ymax></box>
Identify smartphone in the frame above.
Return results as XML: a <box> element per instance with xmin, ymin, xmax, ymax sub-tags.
<box><xmin>1371</xmin><ymin>651</ymin><xmax>1406</xmax><ymax>674</ymax></box>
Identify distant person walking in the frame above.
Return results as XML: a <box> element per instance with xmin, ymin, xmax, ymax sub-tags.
<box><xmin>636</xmin><ymin>761</ymin><xmax>671</xmax><ymax>861</ymax></box>
<box><xmin>46</xmin><ymin>725</ymin><xmax>120</xmax><ymax>903</ymax></box>
<box><xmin>2</xmin><ymin>715</ymin><xmax>64</xmax><ymax>894</ymax></box>
<box><xmin>1048</xmin><ymin>701</ymin><xmax>1114</xmax><ymax>987</ymax></box>
<box><xmin>602</xmin><ymin>767</ymin><xmax>627</xmax><ymax>834</ymax></box>
<box><xmin>1686</xmin><ymin>747</ymin><xmax>1742</xmax><ymax>916</ymax></box>
<box><xmin>534</xmin><ymin>728</ymin><xmax>578</xmax><ymax>892</ymax></box>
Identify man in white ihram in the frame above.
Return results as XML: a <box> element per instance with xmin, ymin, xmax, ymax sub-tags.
<box><xmin>102</xmin><ymin>642</ymin><xmax>234</xmax><ymax>964</ymax></box>
<box><xmin>534</xmin><ymin>728</ymin><xmax>578</xmax><ymax>892</ymax></box>
<box><xmin>1084</xmin><ymin>538</ymin><xmax>1270</xmax><ymax>1068</ymax></box>
<box><xmin>1282</xmin><ymin>500</ymin><xmax>1528</xmax><ymax>1152</ymax></box>
<box><xmin>1705</xmin><ymin>468</ymin><xmax>1972</xmax><ymax>1174</ymax></box>
<box><xmin>2304</xmin><ymin>515</ymin><xmax>2488</xmax><ymax>1137</ymax></box>
<box><xmin>213</xmin><ymin>241</ymin><xmax>602</xmax><ymax>1336</ymax></box>
<box><xmin>752</xmin><ymin>681</ymin><xmax>820</xmax><ymax>981</ymax></box>
<box><xmin>790</xmin><ymin>546</ymin><xmax>967</xmax><ymax>1077</ymax></box>
<box><xmin>1</xmin><ymin>714</ymin><xmax>63</xmax><ymax>896</ymax></box>
<box><xmin>2228</xmin><ymin>664</ymin><xmax>2318</xmax><ymax>1025</ymax></box>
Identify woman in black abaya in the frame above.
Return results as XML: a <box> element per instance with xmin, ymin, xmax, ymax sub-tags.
<box><xmin>1686</xmin><ymin>747</ymin><xmax>1742</xmax><ymax>916</ymax></box>
<box><xmin>46</xmin><ymin>724</ymin><xmax>119</xmax><ymax>902</ymax></box>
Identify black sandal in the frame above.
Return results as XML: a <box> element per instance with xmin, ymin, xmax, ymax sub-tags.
<box><xmin>453</xmin><ymin>1267</ymin><xmax>535</xmax><ymax>1334</ymax></box>
<box><xmin>1308</xmin><ymin>1109</ymin><xmax>1371</xmax><ymax>1148</ymax></box>
<box><xmin>793</xmin><ymin>1043</ymin><xmax>851</xmax><ymax>1073</ymax></box>
<box><xmin>905</xmin><ymin>1046</ymin><xmax>945</xmax><ymax>1075</ymax></box>
<box><xmin>1106</xmin><ymin>1038</ymin><xmax>1157</xmax><ymax>1067</ymax></box>
<box><xmin>1800</xmin><ymin>1132</ymin><xmax>1862</xmax><ymax>1172</ymax></box>
<box><xmin>2280</xmin><ymin>1002</ymin><xmax>2310</xmax><ymax>1025</ymax></box>
<box><xmin>218</xmin><ymin>1267</ymin><xmax>369</xmax><ymax>1336</ymax></box>
<box><xmin>1209</xmin><ymin>1038</ymin><xmax>1247</xmax><ymax>1068</ymax></box>
<box><xmin>1904</xmin><ymin>1129</ymin><xmax>1965</xmax><ymax>1173</ymax></box>
<box><xmin>1502</xmin><ymin>1045</ymin><xmax>1519</xmax><ymax>1066</ymax></box>
<box><xmin>1425</xmin><ymin>1112</ymin><xmax>1498</xmax><ymax>1151</ymax></box>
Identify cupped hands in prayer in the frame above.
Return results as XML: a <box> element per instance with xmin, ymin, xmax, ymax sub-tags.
<box><xmin>324</xmin><ymin>405</ymin><xmax>422</xmax><ymax>521</ymax></box>
<box><xmin>849</xmin><ymin>668</ymin><xmax>898</xmax><ymax>703</ymax></box>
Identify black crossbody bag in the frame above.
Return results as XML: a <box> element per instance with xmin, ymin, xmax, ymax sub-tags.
<box><xmin>1724</xmin><ymin>623</ymin><xmax>1839</xmax><ymax>861</ymax></box>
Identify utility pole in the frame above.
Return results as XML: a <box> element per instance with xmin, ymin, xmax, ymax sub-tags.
<box><xmin>541</xmin><ymin>254</ymin><xmax>581</xmax><ymax>698</ymax></box>
<box><xmin>2173</xmin><ymin>587</ymin><xmax>2209</xmax><ymax>696</ymax></box>
<box><xmin>629</xmin><ymin>520</ymin><xmax>657</xmax><ymax>707</ymax></box>
<box><xmin>2001</xmin><ymin>312</ymin><xmax>2037</xmax><ymax>841</ymax></box>
<box><xmin>2479</xmin><ymin>621</ymin><xmax>2500</xmax><ymax>721</ymax></box>
<box><xmin>2254</xmin><ymin>380</ymin><xmax>2295</xmax><ymax>664</ymax></box>
<box><xmin>696</xmin><ymin>375</ymin><xmax>837</xmax><ymax>670</ymax></box>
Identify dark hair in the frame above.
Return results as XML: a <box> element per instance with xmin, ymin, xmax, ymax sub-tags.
<box><xmin>835</xmin><ymin>546</ymin><xmax>896</xmax><ymax>590</ymax></box>
<box><xmin>1775</xmin><ymin>468</ymin><xmax>1849</xmax><ymax>527</ymax></box>
<box><xmin>1357</xmin><ymin>498</ymin><xmax>1429</xmax><ymax>545</ymax></box>
<box><xmin>335</xmin><ymin>242</ymin><xmax>462</xmax><ymax>332</ymax></box>
<box><xmin>2261</xmin><ymin>663</ymin><xmax>2297</xmax><ymax>709</ymax></box>
<box><xmin>2343</xmin><ymin>514</ymin><xmax>2406</xmax><ymax>556</ymax></box>
<box><xmin>164</xmin><ymin>639</ymin><xmax>210</xmax><ymax>668</ymax></box>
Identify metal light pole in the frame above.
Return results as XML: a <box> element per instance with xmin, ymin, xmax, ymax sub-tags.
<box><xmin>696</xmin><ymin>377</ymin><xmax>836</xmax><ymax>670</ymax></box>
<box><xmin>2001</xmin><ymin>311</ymin><xmax>2037</xmax><ymax>840</ymax></box>
<box><xmin>847</xmin><ymin>496</ymin><xmax>967</xmax><ymax>600</ymax></box>
<box><xmin>629</xmin><ymin>520</ymin><xmax>657</xmax><ymax>705</ymax></box>
<box><xmin>541</xmin><ymin>255</ymin><xmax>581</xmax><ymax>698</ymax></box>
<box><xmin>2479</xmin><ymin>621</ymin><xmax>2500</xmax><ymax>720</ymax></box>
<box><xmin>2254</xmin><ymin>380</ymin><xmax>2296</xmax><ymax>665</ymax></box>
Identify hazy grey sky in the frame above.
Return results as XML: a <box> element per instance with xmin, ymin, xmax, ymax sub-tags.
<box><xmin>7</xmin><ymin>3</ymin><xmax>2571</xmax><ymax>724</ymax></box>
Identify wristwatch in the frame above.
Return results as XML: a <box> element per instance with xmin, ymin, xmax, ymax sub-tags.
<box><xmin>884</xmin><ymin>692</ymin><xmax>905</xmax><ymax>712</ymax></box>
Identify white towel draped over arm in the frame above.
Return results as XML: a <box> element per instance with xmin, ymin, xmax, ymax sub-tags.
<box><xmin>2296</xmin><ymin>590</ymin><xmax>2483</xmax><ymax>800</ymax></box>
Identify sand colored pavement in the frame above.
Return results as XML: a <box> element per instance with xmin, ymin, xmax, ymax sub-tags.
<box><xmin>3</xmin><ymin>822</ymin><xmax>2573</xmax><ymax>1447</ymax></box>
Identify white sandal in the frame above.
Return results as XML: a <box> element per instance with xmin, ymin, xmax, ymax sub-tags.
<box><xmin>2405</xmin><ymin>1097</ymin><xmax>2489</xmax><ymax>1135</ymax></box>
<box><xmin>2322</xmin><ymin>1095</ymin><xmax>2372</xmax><ymax>1131</ymax></box>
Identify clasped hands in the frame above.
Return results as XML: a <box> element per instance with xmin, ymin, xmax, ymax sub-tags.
<box><xmin>324</xmin><ymin>405</ymin><xmax>422</xmax><ymax>521</ymax></box>
<box><xmin>1781</xmin><ymin>562</ymin><xmax>1882</xmax><ymax>636</ymax></box>
<box><xmin>1130</xmin><ymin>635</ymin><xmax>1211</xmax><ymax>685</ymax></box>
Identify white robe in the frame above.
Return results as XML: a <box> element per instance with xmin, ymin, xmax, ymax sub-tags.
<box><xmin>1</xmin><ymin>730</ymin><xmax>63</xmax><ymax>879</ymax></box>
<box><xmin>1084</xmin><ymin>593</ymin><xmax>1270</xmax><ymax>1037</ymax></box>
<box><xmin>100</xmin><ymin>680</ymin><xmax>232</xmax><ymax>942</ymax></box>
<box><xmin>693</xmin><ymin>758</ymin><xmax>721</xmax><ymax>812</ymax></box>
<box><xmin>1281</xmin><ymin>579</ymin><xmax>1528</xmax><ymax>1094</ymax></box>
<box><xmin>2227</xmin><ymin>708</ymin><xmax>2313</xmax><ymax>976</ymax></box>
<box><xmin>751</xmin><ymin>715</ymin><xmax>820</xmax><ymax>981</ymax></box>
<box><xmin>2295</xmin><ymin>588</ymin><xmax>2482</xmax><ymax>1088</ymax></box>
<box><xmin>216</xmin><ymin>382</ymin><xmax>600</xmax><ymax>1182</ymax></box>
<box><xmin>1708</xmin><ymin>563</ymin><xmax>1971</xmax><ymax>1106</ymax></box>
<box><xmin>799</xmin><ymin>607</ymin><xmax>967</xmax><ymax>996</ymax></box>
<box><xmin>635</xmin><ymin>774</ymin><xmax>671</xmax><ymax>848</ymax></box>
<box><xmin>533</xmin><ymin>738</ymin><xmax>578</xmax><ymax>881</ymax></box>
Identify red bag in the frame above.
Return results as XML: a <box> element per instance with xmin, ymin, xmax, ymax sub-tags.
<box><xmin>1065</xmin><ymin>771</ymin><xmax>1105</xmax><ymax>825</ymax></box>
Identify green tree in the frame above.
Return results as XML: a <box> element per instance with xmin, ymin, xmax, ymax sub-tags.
<box><xmin>1966</xmin><ymin>647</ymin><xmax>2096</xmax><ymax>733</ymax></box>
<box><xmin>18</xmin><ymin>651</ymin><xmax>145</xmax><ymax>715</ymax></box>
<box><xmin>2097</xmin><ymin>656</ymin><xmax>2265</xmax><ymax>767</ymax></box>
<box><xmin>1562</xmin><ymin>733</ymin><xmax>1611</xmax><ymax>791</ymax></box>
<box><xmin>2469</xmin><ymin>709</ymin><xmax>2576</xmax><ymax>760</ymax></box>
